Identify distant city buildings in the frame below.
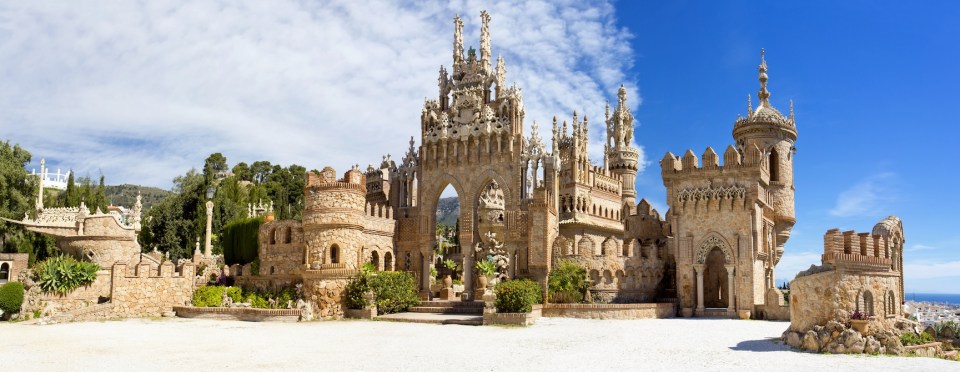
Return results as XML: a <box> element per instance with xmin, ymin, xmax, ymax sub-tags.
<box><xmin>30</xmin><ymin>158</ymin><xmax>70</xmax><ymax>190</ymax></box>
<box><xmin>907</xmin><ymin>301</ymin><xmax>960</xmax><ymax>327</ymax></box>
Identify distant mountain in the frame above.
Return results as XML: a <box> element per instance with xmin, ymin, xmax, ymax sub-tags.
<box><xmin>105</xmin><ymin>184</ymin><xmax>172</xmax><ymax>210</ymax></box>
<box><xmin>436</xmin><ymin>196</ymin><xmax>460</xmax><ymax>227</ymax></box>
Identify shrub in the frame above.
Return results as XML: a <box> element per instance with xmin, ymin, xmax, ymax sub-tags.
<box><xmin>0</xmin><ymin>282</ymin><xmax>25</xmax><ymax>315</ymax></box>
<box><xmin>345</xmin><ymin>270</ymin><xmax>372</xmax><ymax>310</ymax></box>
<box><xmin>494</xmin><ymin>279</ymin><xmax>542</xmax><ymax>313</ymax></box>
<box><xmin>34</xmin><ymin>256</ymin><xmax>100</xmax><ymax>295</ymax></box>
<box><xmin>900</xmin><ymin>332</ymin><xmax>934</xmax><ymax>346</ymax></box>
<box><xmin>226</xmin><ymin>286</ymin><xmax>243</xmax><ymax>303</ymax></box>
<box><xmin>548</xmin><ymin>260</ymin><xmax>588</xmax><ymax>303</ymax></box>
<box><xmin>368</xmin><ymin>271</ymin><xmax>419</xmax><ymax>314</ymax></box>
<box><xmin>245</xmin><ymin>292</ymin><xmax>269</xmax><ymax>308</ymax></box>
<box><xmin>475</xmin><ymin>259</ymin><xmax>496</xmax><ymax>277</ymax></box>
<box><xmin>192</xmin><ymin>286</ymin><xmax>224</xmax><ymax>307</ymax></box>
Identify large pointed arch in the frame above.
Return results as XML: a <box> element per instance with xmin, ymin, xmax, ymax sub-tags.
<box><xmin>695</xmin><ymin>233</ymin><xmax>734</xmax><ymax>264</ymax></box>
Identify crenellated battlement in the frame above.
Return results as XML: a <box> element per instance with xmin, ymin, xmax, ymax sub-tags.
<box><xmin>821</xmin><ymin>227</ymin><xmax>900</xmax><ymax>273</ymax></box>
<box><xmin>661</xmin><ymin>144</ymin><xmax>765</xmax><ymax>175</ymax></box>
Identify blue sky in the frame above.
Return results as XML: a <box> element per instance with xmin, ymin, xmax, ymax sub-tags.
<box><xmin>2</xmin><ymin>1</ymin><xmax>957</xmax><ymax>292</ymax></box>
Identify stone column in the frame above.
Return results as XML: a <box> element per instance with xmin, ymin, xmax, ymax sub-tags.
<box><xmin>420</xmin><ymin>252</ymin><xmax>432</xmax><ymax>300</ymax></box>
<box><xmin>725</xmin><ymin>265</ymin><xmax>735</xmax><ymax>313</ymax></box>
<box><xmin>694</xmin><ymin>264</ymin><xmax>705</xmax><ymax>314</ymax></box>
<box><xmin>463</xmin><ymin>254</ymin><xmax>474</xmax><ymax>301</ymax></box>
<box><xmin>204</xmin><ymin>200</ymin><xmax>214</xmax><ymax>258</ymax></box>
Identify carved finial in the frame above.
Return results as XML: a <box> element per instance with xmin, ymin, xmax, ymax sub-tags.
<box><xmin>480</xmin><ymin>10</ymin><xmax>492</xmax><ymax>71</ymax></box>
<box><xmin>747</xmin><ymin>94</ymin><xmax>753</xmax><ymax>114</ymax></box>
<box><xmin>605</xmin><ymin>101</ymin><xmax>610</xmax><ymax>121</ymax></box>
<box><xmin>453</xmin><ymin>14</ymin><xmax>464</xmax><ymax>66</ymax></box>
<box><xmin>789</xmin><ymin>99</ymin><xmax>794</xmax><ymax>121</ymax></box>
<box><xmin>757</xmin><ymin>48</ymin><xmax>770</xmax><ymax>106</ymax></box>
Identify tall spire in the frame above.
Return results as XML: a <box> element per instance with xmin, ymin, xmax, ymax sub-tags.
<box><xmin>453</xmin><ymin>15</ymin><xmax>464</xmax><ymax>67</ymax></box>
<box><xmin>480</xmin><ymin>10</ymin><xmax>492</xmax><ymax>73</ymax></box>
<box><xmin>757</xmin><ymin>48</ymin><xmax>770</xmax><ymax>107</ymax></box>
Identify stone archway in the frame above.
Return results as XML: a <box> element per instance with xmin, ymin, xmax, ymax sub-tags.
<box><xmin>703</xmin><ymin>247</ymin><xmax>728</xmax><ymax>308</ymax></box>
<box><xmin>693</xmin><ymin>234</ymin><xmax>735</xmax><ymax>314</ymax></box>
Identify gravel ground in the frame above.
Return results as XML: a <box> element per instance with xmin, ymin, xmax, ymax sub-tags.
<box><xmin>0</xmin><ymin>317</ymin><xmax>956</xmax><ymax>371</ymax></box>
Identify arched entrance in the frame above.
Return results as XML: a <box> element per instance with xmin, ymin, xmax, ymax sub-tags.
<box><xmin>694</xmin><ymin>235</ymin><xmax>735</xmax><ymax>315</ymax></box>
<box><xmin>703</xmin><ymin>248</ymin><xmax>728</xmax><ymax>308</ymax></box>
<box><xmin>0</xmin><ymin>262</ymin><xmax>9</xmax><ymax>283</ymax></box>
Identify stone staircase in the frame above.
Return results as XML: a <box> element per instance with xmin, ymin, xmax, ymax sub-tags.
<box><xmin>375</xmin><ymin>300</ymin><xmax>484</xmax><ymax>326</ymax></box>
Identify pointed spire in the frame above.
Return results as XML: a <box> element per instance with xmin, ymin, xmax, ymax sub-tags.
<box><xmin>757</xmin><ymin>48</ymin><xmax>770</xmax><ymax>107</ymax></box>
<box><xmin>747</xmin><ymin>94</ymin><xmax>753</xmax><ymax>114</ymax></box>
<box><xmin>789</xmin><ymin>99</ymin><xmax>795</xmax><ymax>121</ymax></box>
<box><xmin>453</xmin><ymin>14</ymin><xmax>464</xmax><ymax>67</ymax></box>
<box><xmin>605</xmin><ymin>101</ymin><xmax>610</xmax><ymax>121</ymax></box>
<box><xmin>480</xmin><ymin>10</ymin><xmax>492</xmax><ymax>72</ymax></box>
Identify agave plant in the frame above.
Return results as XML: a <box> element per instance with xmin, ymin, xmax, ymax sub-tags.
<box><xmin>34</xmin><ymin>256</ymin><xmax>100</xmax><ymax>295</ymax></box>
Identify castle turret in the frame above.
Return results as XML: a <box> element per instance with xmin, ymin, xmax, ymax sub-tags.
<box><xmin>732</xmin><ymin>49</ymin><xmax>798</xmax><ymax>263</ymax></box>
<box><xmin>606</xmin><ymin>85</ymin><xmax>640</xmax><ymax>207</ymax></box>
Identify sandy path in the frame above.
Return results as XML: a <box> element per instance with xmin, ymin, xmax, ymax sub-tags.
<box><xmin>0</xmin><ymin>317</ymin><xmax>955</xmax><ymax>371</ymax></box>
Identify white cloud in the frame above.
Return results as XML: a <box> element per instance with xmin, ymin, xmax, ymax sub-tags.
<box><xmin>0</xmin><ymin>0</ymin><xmax>640</xmax><ymax>189</ymax></box>
<box><xmin>828</xmin><ymin>172</ymin><xmax>896</xmax><ymax>218</ymax></box>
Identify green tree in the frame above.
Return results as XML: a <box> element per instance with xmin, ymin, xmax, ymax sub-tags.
<box><xmin>203</xmin><ymin>152</ymin><xmax>228</xmax><ymax>182</ymax></box>
<box><xmin>232</xmin><ymin>162</ymin><xmax>252</xmax><ymax>183</ymax></box>
<box><xmin>250</xmin><ymin>161</ymin><xmax>272</xmax><ymax>184</ymax></box>
<box><xmin>0</xmin><ymin>141</ymin><xmax>58</xmax><ymax>264</ymax></box>
<box><xmin>63</xmin><ymin>170</ymin><xmax>80</xmax><ymax>207</ymax></box>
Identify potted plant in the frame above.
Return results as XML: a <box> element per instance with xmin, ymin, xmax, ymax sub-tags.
<box><xmin>441</xmin><ymin>259</ymin><xmax>457</xmax><ymax>289</ymax></box>
<box><xmin>475</xmin><ymin>259</ymin><xmax>496</xmax><ymax>289</ymax></box>
<box><xmin>850</xmin><ymin>310</ymin><xmax>868</xmax><ymax>333</ymax></box>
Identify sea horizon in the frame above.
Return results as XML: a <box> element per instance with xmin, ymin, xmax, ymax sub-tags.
<box><xmin>905</xmin><ymin>292</ymin><xmax>960</xmax><ymax>306</ymax></box>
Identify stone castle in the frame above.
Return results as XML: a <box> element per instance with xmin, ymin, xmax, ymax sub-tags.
<box><xmin>247</xmin><ymin>11</ymin><xmax>800</xmax><ymax>319</ymax></box>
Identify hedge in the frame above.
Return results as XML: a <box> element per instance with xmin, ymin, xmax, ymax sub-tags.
<box><xmin>0</xmin><ymin>282</ymin><xmax>25</xmax><ymax>315</ymax></box>
<box><xmin>222</xmin><ymin>217</ymin><xmax>263</xmax><ymax>265</ymax></box>
<box><xmin>494</xmin><ymin>279</ymin><xmax>543</xmax><ymax>313</ymax></box>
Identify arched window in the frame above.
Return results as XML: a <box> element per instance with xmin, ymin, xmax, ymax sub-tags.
<box><xmin>330</xmin><ymin>244</ymin><xmax>340</xmax><ymax>264</ymax></box>
<box><xmin>769</xmin><ymin>149</ymin><xmax>780</xmax><ymax>182</ymax></box>
<box><xmin>285</xmin><ymin>227</ymin><xmax>292</xmax><ymax>244</ymax></box>
<box><xmin>270</xmin><ymin>266</ymin><xmax>276</xmax><ymax>275</ymax></box>
<box><xmin>0</xmin><ymin>262</ymin><xmax>9</xmax><ymax>283</ymax></box>
<box><xmin>384</xmin><ymin>252</ymin><xmax>393</xmax><ymax>272</ymax></box>
<box><xmin>269</xmin><ymin>228</ymin><xmax>277</xmax><ymax>244</ymax></box>
<box><xmin>371</xmin><ymin>251</ymin><xmax>380</xmax><ymax>271</ymax></box>
<box><xmin>862</xmin><ymin>290</ymin><xmax>875</xmax><ymax>316</ymax></box>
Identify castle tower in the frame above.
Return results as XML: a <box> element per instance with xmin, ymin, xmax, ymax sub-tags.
<box><xmin>606</xmin><ymin>85</ymin><xmax>641</xmax><ymax>207</ymax></box>
<box><xmin>732</xmin><ymin>49</ymin><xmax>798</xmax><ymax>266</ymax></box>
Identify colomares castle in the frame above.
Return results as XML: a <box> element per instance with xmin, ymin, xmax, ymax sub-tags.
<box><xmin>4</xmin><ymin>10</ymin><xmax>934</xmax><ymax>358</ymax></box>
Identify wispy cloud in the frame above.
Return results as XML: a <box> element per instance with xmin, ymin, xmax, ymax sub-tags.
<box><xmin>829</xmin><ymin>172</ymin><xmax>896</xmax><ymax>218</ymax></box>
<box><xmin>0</xmin><ymin>1</ymin><xmax>641</xmax><ymax>189</ymax></box>
<box><xmin>905</xmin><ymin>244</ymin><xmax>936</xmax><ymax>252</ymax></box>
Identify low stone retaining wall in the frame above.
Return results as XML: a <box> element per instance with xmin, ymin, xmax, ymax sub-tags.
<box><xmin>344</xmin><ymin>308</ymin><xmax>377</xmax><ymax>320</ymax></box>
<box><xmin>903</xmin><ymin>342</ymin><xmax>943</xmax><ymax>358</ymax></box>
<box><xmin>485</xmin><ymin>305</ymin><xmax>542</xmax><ymax>326</ymax></box>
<box><xmin>542</xmin><ymin>303</ymin><xmax>675</xmax><ymax>319</ymax></box>
<box><xmin>173</xmin><ymin>306</ymin><xmax>301</xmax><ymax>322</ymax></box>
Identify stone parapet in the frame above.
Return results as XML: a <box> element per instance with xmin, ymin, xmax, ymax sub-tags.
<box><xmin>542</xmin><ymin>303</ymin><xmax>675</xmax><ymax>319</ymax></box>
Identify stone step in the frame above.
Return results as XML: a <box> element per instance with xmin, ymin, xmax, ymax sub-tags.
<box><xmin>417</xmin><ymin>300</ymin><xmax>485</xmax><ymax>308</ymax></box>
<box><xmin>699</xmin><ymin>308</ymin><xmax>735</xmax><ymax>318</ymax></box>
<box><xmin>375</xmin><ymin>312</ymin><xmax>483</xmax><ymax>326</ymax></box>
<box><xmin>408</xmin><ymin>306</ymin><xmax>483</xmax><ymax>315</ymax></box>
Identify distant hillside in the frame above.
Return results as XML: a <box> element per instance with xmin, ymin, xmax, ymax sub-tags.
<box><xmin>436</xmin><ymin>196</ymin><xmax>460</xmax><ymax>227</ymax></box>
<box><xmin>105</xmin><ymin>184</ymin><xmax>172</xmax><ymax>210</ymax></box>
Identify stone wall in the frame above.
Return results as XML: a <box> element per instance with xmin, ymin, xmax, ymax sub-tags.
<box><xmin>27</xmin><ymin>270</ymin><xmax>113</xmax><ymax>315</ymax></box>
<box><xmin>789</xmin><ymin>269</ymin><xmax>899</xmax><ymax>333</ymax></box>
<box><xmin>302</xmin><ymin>274</ymin><xmax>350</xmax><ymax>319</ymax></box>
<box><xmin>109</xmin><ymin>261</ymin><xmax>195</xmax><ymax>318</ymax></box>
<box><xmin>0</xmin><ymin>252</ymin><xmax>29</xmax><ymax>284</ymax></box>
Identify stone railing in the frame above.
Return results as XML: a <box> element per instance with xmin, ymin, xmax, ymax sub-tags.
<box><xmin>542</xmin><ymin>303</ymin><xmax>675</xmax><ymax>320</ymax></box>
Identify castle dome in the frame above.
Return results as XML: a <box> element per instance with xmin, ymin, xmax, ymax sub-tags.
<box><xmin>872</xmin><ymin>215</ymin><xmax>903</xmax><ymax>238</ymax></box>
<box><xmin>732</xmin><ymin>49</ymin><xmax>798</xmax><ymax>141</ymax></box>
